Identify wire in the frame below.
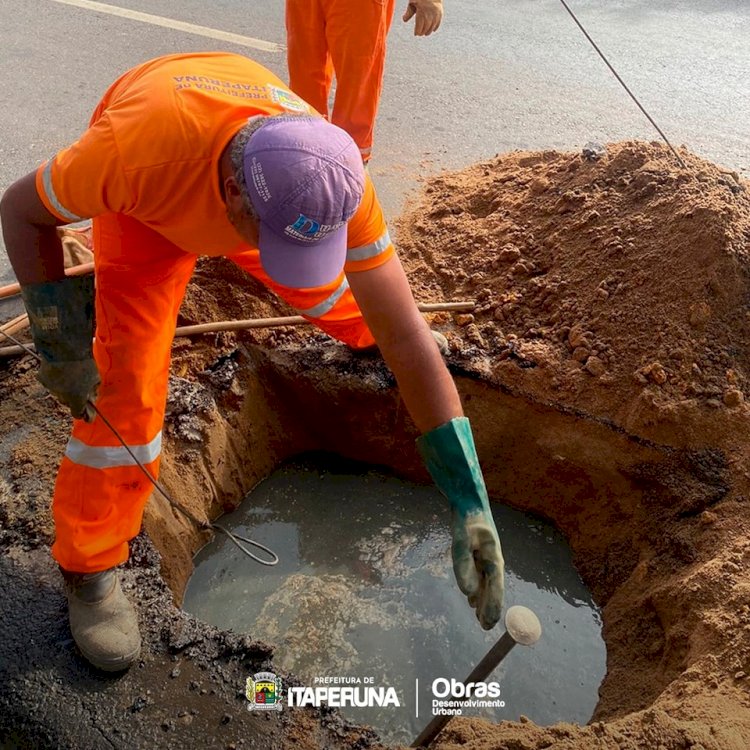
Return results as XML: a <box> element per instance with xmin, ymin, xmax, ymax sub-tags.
<box><xmin>558</xmin><ymin>0</ymin><xmax>687</xmax><ymax>169</ymax></box>
<box><xmin>0</xmin><ymin>327</ymin><xmax>278</xmax><ymax>566</ymax></box>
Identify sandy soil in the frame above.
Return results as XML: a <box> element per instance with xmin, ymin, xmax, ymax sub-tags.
<box><xmin>395</xmin><ymin>141</ymin><xmax>750</xmax><ymax>750</ymax></box>
<box><xmin>2</xmin><ymin>141</ymin><xmax>750</xmax><ymax>749</ymax></box>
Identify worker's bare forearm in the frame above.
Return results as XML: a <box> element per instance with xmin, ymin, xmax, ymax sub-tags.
<box><xmin>377</xmin><ymin>319</ymin><xmax>462</xmax><ymax>433</ymax></box>
<box><xmin>0</xmin><ymin>172</ymin><xmax>65</xmax><ymax>285</ymax></box>
<box><xmin>347</xmin><ymin>255</ymin><xmax>464</xmax><ymax>434</ymax></box>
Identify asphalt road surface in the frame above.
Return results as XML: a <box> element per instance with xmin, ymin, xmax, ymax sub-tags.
<box><xmin>1</xmin><ymin>0</ymin><xmax>748</xmax><ymax>297</ymax></box>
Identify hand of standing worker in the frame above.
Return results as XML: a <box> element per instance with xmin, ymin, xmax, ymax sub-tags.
<box><xmin>21</xmin><ymin>276</ymin><xmax>99</xmax><ymax>422</ymax></box>
<box><xmin>418</xmin><ymin>417</ymin><xmax>505</xmax><ymax>629</ymax></box>
<box><xmin>403</xmin><ymin>0</ymin><xmax>443</xmax><ymax>36</ymax></box>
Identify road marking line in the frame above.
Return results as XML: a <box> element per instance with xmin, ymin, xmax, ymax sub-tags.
<box><xmin>49</xmin><ymin>0</ymin><xmax>284</xmax><ymax>53</ymax></box>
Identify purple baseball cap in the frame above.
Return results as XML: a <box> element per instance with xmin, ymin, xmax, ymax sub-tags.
<box><xmin>243</xmin><ymin>115</ymin><xmax>366</xmax><ymax>289</ymax></box>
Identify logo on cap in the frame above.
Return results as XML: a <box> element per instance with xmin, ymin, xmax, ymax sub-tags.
<box><xmin>290</xmin><ymin>214</ymin><xmax>319</xmax><ymax>236</ymax></box>
<box><xmin>284</xmin><ymin>214</ymin><xmax>345</xmax><ymax>243</ymax></box>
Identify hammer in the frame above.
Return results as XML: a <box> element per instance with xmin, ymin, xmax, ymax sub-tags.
<box><xmin>411</xmin><ymin>605</ymin><xmax>542</xmax><ymax>748</ymax></box>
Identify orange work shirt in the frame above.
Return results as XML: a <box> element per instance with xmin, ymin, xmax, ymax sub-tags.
<box><xmin>35</xmin><ymin>52</ymin><xmax>394</xmax><ymax>273</ymax></box>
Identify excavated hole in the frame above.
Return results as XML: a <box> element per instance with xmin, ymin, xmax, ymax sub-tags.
<box><xmin>182</xmin><ymin>452</ymin><xmax>606</xmax><ymax>744</ymax></box>
<box><xmin>149</xmin><ymin>342</ymin><xmax>728</xmax><ymax>746</ymax></box>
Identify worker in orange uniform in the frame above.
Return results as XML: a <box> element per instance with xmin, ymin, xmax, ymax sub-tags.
<box><xmin>286</xmin><ymin>0</ymin><xmax>444</xmax><ymax>163</ymax></box>
<box><xmin>0</xmin><ymin>51</ymin><xmax>502</xmax><ymax>673</ymax></box>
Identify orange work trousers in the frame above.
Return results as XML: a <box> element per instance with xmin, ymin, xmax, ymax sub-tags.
<box><xmin>52</xmin><ymin>213</ymin><xmax>374</xmax><ymax>573</ymax></box>
<box><xmin>286</xmin><ymin>0</ymin><xmax>396</xmax><ymax>162</ymax></box>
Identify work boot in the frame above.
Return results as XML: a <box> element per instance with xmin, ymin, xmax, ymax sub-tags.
<box><xmin>61</xmin><ymin>568</ymin><xmax>141</xmax><ymax>672</ymax></box>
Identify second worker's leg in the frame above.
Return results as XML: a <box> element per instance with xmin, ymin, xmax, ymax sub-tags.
<box><xmin>326</xmin><ymin>0</ymin><xmax>396</xmax><ymax>161</ymax></box>
<box><xmin>286</xmin><ymin>0</ymin><xmax>334</xmax><ymax>117</ymax></box>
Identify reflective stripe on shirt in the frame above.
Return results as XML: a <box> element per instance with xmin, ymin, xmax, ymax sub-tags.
<box><xmin>296</xmin><ymin>276</ymin><xmax>350</xmax><ymax>319</ymax></box>
<box><xmin>346</xmin><ymin>230</ymin><xmax>391</xmax><ymax>263</ymax></box>
<box><xmin>65</xmin><ymin>431</ymin><xmax>162</xmax><ymax>469</ymax></box>
<box><xmin>41</xmin><ymin>161</ymin><xmax>85</xmax><ymax>223</ymax></box>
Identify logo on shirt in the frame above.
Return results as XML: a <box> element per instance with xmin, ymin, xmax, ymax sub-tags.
<box><xmin>267</xmin><ymin>85</ymin><xmax>309</xmax><ymax>113</ymax></box>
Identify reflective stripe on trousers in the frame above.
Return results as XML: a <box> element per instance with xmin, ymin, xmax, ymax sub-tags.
<box><xmin>53</xmin><ymin>214</ymin><xmax>375</xmax><ymax>573</ymax></box>
<box><xmin>65</xmin><ymin>431</ymin><xmax>162</xmax><ymax>469</ymax></box>
<box><xmin>52</xmin><ymin>213</ymin><xmax>197</xmax><ymax>573</ymax></box>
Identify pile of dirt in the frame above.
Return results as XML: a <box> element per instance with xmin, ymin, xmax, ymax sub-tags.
<box><xmin>396</xmin><ymin>141</ymin><xmax>750</xmax><ymax>442</ymax></box>
<box><xmin>2</xmin><ymin>140</ymin><xmax>750</xmax><ymax>750</ymax></box>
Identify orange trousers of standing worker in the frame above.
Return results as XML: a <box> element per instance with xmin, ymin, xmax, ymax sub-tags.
<box><xmin>286</xmin><ymin>0</ymin><xmax>397</xmax><ymax>162</ymax></box>
<box><xmin>51</xmin><ymin>213</ymin><xmax>374</xmax><ymax>573</ymax></box>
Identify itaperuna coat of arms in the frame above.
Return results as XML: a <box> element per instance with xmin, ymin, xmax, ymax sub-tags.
<box><xmin>246</xmin><ymin>671</ymin><xmax>283</xmax><ymax>711</ymax></box>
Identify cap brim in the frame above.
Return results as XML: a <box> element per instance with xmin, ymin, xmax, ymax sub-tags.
<box><xmin>258</xmin><ymin>221</ymin><xmax>347</xmax><ymax>289</ymax></box>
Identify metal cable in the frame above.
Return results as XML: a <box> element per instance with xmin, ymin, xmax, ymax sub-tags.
<box><xmin>0</xmin><ymin>327</ymin><xmax>279</xmax><ymax>566</ymax></box>
<box><xmin>558</xmin><ymin>0</ymin><xmax>687</xmax><ymax>169</ymax></box>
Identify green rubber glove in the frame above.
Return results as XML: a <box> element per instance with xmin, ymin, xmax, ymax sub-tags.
<box><xmin>417</xmin><ymin>417</ymin><xmax>505</xmax><ymax>629</ymax></box>
<box><xmin>20</xmin><ymin>276</ymin><xmax>99</xmax><ymax>422</ymax></box>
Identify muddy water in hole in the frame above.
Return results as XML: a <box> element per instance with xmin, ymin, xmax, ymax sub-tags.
<box><xmin>183</xmin><ymin>454</ymin><xmax>606</xmax><ymax>744</ymax></box>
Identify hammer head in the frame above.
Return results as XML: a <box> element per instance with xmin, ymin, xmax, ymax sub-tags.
<box><xmin>505</xmin><ymin>605</ymin><xmax>542</xmax><ymax>646</ymax></box>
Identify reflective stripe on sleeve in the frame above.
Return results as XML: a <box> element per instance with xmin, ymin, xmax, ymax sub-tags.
<box><xmin>65</xmin><ymin>431</ymin><xmax>162</xmax><ymax>469</ymax></box>
<box><xmin>346</xmin><ymin>230</ymin><xmax>391</xmax><ymax>263</ymax></box>
<box><xmin>295</xmin><ymin>276</ymin><xmax>350</xmax><ymax>319</ymax></box>
<box><xmin>41</xmin><ymin>161</ymin><xmax>85</xmax><ymax>223</ymax></box>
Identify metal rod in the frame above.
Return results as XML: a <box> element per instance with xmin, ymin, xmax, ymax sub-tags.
<box><xmin>557</xmin><ymin>0</ymin><xmax>686</xmax><ymax>169</ymax></box>
<box><xmin>411</xmin><ymin>606</ymin><xmax>542</xmax><ymax>748</ymax></box>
